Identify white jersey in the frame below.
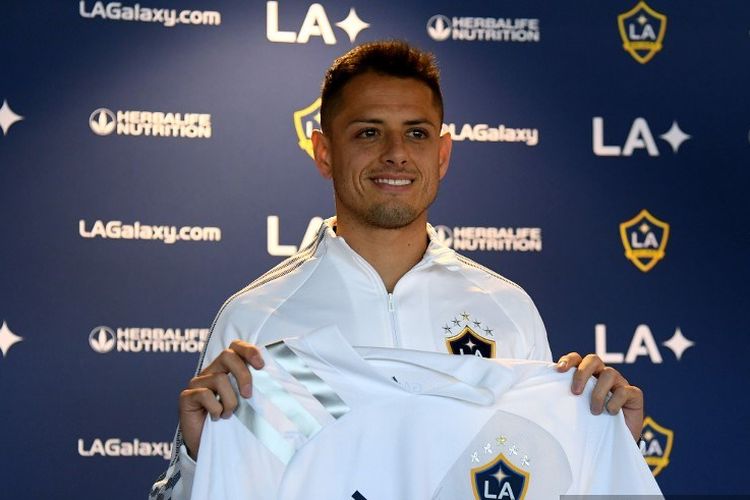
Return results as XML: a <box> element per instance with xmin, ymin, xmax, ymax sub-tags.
<box><xmin>151</xmin><ymin>218</ymin><xmax>552</xmax><ymax>499</ymax></box>
<box><xmin>191</xmin><ymin>325</ymin><xmax>661</xmax><ymax>500</ymax></box>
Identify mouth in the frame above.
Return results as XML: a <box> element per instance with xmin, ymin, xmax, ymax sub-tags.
<box><xmin>372</xmin><ymin>178</ymin><xmax>413</xmax><ymax>186</ymax></box>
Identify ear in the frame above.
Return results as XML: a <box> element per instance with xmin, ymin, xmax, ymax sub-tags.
<box><xmin>311</xmin><ymin>129</ymin><xmax>333</xmax><ymax>179</ymax></box>
<box><xmin>437</xmin><ymin>131</ymin><xmax>452</xmax><ymax>180</ymax></box>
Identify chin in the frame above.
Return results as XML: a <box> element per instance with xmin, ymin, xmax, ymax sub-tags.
<box><xmin>364</xmin><ymin>204</ymin><xmax>420</xmax><ymax>229</ymax></box>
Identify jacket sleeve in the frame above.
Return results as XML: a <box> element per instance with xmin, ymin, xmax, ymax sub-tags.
<box><xmin>148</xmin><ymin>297</ymin><xmax>257</xmax><ymax>500</ymax></box>
<box><xmin>525</xmin><ymin>298</ymin><xmax>552</xmax><ymax>362</ymax></box>
<box><xmin>149</xmin><ymin>439</ymin><xmax>196</xmax><ymax>499</ymax></box>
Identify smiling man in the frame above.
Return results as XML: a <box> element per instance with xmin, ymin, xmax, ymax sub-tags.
<box><xmin>150</xmin><ymin>40</ymin><xmax>644</xmax><ymax>500</ymax></box>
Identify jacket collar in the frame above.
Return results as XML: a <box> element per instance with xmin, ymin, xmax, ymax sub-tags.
<box><xmin>319</xmin><ymin>216</ymin><xmax>460</xmax><ymax>271</ymax></box>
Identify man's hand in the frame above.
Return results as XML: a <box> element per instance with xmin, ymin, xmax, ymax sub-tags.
<box><xmin>178</xmin><ymin>340</ymin><xmax>264</xmax><ymax>460</ymax></box>
<box><xmin>556</xmin><ymin>352</ymin><xmax>643</xmax><ymax>441</ymax></box>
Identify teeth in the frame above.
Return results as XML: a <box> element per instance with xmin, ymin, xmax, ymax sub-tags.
<box><xmin>374</xmin><ymin>178</ymin><xmax>412</xmax><ymax>186</ymax></box>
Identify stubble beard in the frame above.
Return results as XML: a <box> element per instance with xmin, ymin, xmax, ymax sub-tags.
<box><xmin>363</xmin><ymin>202</ymin><xmax>419</xmax><ymax>229</ymax></box>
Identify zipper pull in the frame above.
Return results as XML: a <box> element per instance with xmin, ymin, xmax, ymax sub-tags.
<box><xmin>388</xmin><ymin>293</ymin><xmax>395</xmax><ymax>312</ymax></box>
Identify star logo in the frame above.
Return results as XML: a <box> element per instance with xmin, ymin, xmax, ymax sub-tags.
<box><xmin>335</xmin><ymin>8</ymin><xmax>369</xmax><ymax>43</ymax></box>
<box><xmin>0</xmin><ymin>321</ymin><xmax>24</xmax><ymax>357</ymax></box>
<box><xmin>444</xmin><ymin>312</ymin><xmax>496</xmax><ymax>357</ymax></box>
<box><xmin>0</xmin><ymin>100</ymin><xmax>24</xmax><ymax>136</ymax></box>
<box><xmin>492</xmin><ymin>468</ymin><xmax>508</xmax><ymax>483</ymax></box>
<box><xmin>659</xmin><ymin>121</ymin><xmax>691</xmax><ymax>153</ymax></box>
<box><xmin>640</xmin><ymin>416</ymin><xmax>674</xmax><ymax>476</ymax></box>
<box><xmin>89</xmin><ymin>326</ymin><xmax>116</xmax><ymax>353</ymax></box>
<box><xmin>661</xmin><ymin>327</ymin><xmax>694</xmax><ymax>360</ymax></box>
<box><xmin>89</xmin><ymin>108</ymin><xmax>116</xmax><ymax>136</ymax></box>
<box><xmin>619</xmin><ymin>209</ymin><xmax>670</xmax><ymax>272</ymax></box>
<box><xmin>427</xmin><ymin>14</ymin><xmax>452</xmax><ymax>41</ymax></box>
<box><xmin>471</xmin><ymin>453</ymin><xmax>529</xmax><ymax>500</ymax></box>
<box><xmin>292</xmin><ymin>98</ymin><xmax>321</xmax><ymax>159</ymax></box>
<box><xmin>617</xmin><ymin>1</ymin><xmax>667</xmax><ymax>64</ymax></box>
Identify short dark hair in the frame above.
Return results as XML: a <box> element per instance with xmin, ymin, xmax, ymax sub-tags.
<box><xmin>320</xmin><ymin>40</ymin><xmax>443</xmax><ymax>133</ymax></box>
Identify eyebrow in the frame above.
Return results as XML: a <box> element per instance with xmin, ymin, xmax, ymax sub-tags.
<box><xmin>347</xmin><ymin>118</ymin><xmax>435</xmax><ymax>127</ymax></box>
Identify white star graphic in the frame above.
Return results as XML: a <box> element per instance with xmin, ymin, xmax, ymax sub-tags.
<box><xmin>465</xmin><ymin>339</ymin><xmax>476</xmax><ymax>350</ymax></box>
<box><xmin>662</xmin><ymin>327</ymin><xmax>695</xmax><ymax>361</ymax></box>
<box><xmin>484</xmin><ymin>443</ymin><xmax>493</xmax><ymax>454</ymax></box>
<box><xmin>637</xmin><ymin>14</ymin><xmax>648</xmax><ymax>26</ymax></box>
<box><xmin>659</xmin><ymin>121</ymin><xmax>691</xmax><ymax>153</ymax></box>
<box><xmin>0</xmin><ymin>100</ymin><xmax>24</xmax><ymax>136</ymax></box>
<box><xmin>0</xmin><ymin>321</ymin><xmax>24</xmax><ymax>357</ymax></box>
<box><xmin>492</xmin><ymin>467</ymin><xmax>508</xmax><ymax>483</ymax></box>
<box><xmin>335</xmin><ymin>8</ymin><xmax>370</xmax><ymax>43</ymax></box>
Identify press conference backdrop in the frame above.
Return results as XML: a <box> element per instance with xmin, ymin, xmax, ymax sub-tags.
<box><xmin>1</xmin><ymin>0</ymin><xmax>748</xmax><ymax>497</ymax></box>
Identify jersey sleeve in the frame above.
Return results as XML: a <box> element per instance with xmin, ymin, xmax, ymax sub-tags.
<box><xmin>189</xmin><ymin>416</ymin><xmax>284</xmax><ymax>500</ymax></box>
<box><xmin>581</xmin><ymin>412</ymin><xmax>663</xmax><ymax>495</ymax></box>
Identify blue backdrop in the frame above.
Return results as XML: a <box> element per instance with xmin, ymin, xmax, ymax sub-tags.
<box><xmin>1</xmin><ymin>1</ymin><xmax>748</xmax><ymax>498</ymax></box>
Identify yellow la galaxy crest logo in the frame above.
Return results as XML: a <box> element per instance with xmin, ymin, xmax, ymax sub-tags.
<box><xmin>617</xmin><ymin>1</ymin><xmax>667</xmax><ymax>64</ymax></box>
<box><xmin>640</xmin><ymin>416</ymin><xmax>674</xmax><ymax>476</ymax></box>
<box><xmin>292</xmin><ymin>97</ymin><xmax>321</xmax><ymax>159</ymax></box>
<box><xmin>444</xmin><ymin>312</ymin><xmax>496</xmax><ymax>358</ymax></box>
<box><xmin>620</xmin><ymin>209</ymin><xmax>670</xmax><ymax>272</ymax></box>
<box><xmin>471</xmin><ymin>453</ymin><xmax>529</xmax><ymax>500</ymax></box>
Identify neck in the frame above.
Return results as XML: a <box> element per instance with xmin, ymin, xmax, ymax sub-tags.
<box><xmin>335</xmin><ymin>215</ymin><xmax>429</xmax><ymax>293</ymax></box>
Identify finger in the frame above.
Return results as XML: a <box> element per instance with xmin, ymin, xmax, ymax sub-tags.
<box><xmin>180</xmin><ymin>387</ymin><xmax>223</xmax><ymax>421</ymax></box>
<box><xmin>189</xmin><ymin>373</ymin><xmax>239</xmax><ymax>418</ymax></box>
<box><xmin>571</xmin><ymin>354</ymin><xmax>606</xmax><ymax>394</ymax></box>
<box><xmin>200</xmin><ymin>347</ymin><xmax>258</xmax><ymax>398</ymax></box>
<box><xmin>556</xmin><ymin>352</ymin><xmax>582</xmax><ymax>372</ymax></box>
<box><xmin>589</xmin><ymin>367</ymin><xmax>619</xmax><ymax>414</ymax></box>
<box><xmin>229</xmin><ymin>340</ymin><xmax>265</xmax><ymax>369</ymax></box>
<box><xmin>604</xmin><ymin>384</ymin><xmax>642</xmax><ymax>415</ymax></box>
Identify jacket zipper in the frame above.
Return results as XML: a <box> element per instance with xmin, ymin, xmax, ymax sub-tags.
<box><xmin>387</xmin><ymin>292</ymin><xmax>398</xmax><ymax>347</ymax></box>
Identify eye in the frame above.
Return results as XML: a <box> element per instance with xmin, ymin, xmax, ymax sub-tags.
<box><xmin>407</xmin><ymin>128</ymin><xmax>429</xmax><ymax>139</ymax></box>
<box><xmin>355</xmin><ymin>127</ymin><xmax>379</xmax><ymax>139</ymax></box>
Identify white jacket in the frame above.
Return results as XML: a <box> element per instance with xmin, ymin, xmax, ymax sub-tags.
<box><xmin>150</xmin><ymin>218</ymin><xmax>551</xmax><ymax>499</ymax></box>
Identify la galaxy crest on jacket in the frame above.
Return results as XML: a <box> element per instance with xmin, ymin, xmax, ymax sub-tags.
<box><xmin>1</xmin><ymin>1</ymin><xmax>748</xmax><ymax>499</ymax></box>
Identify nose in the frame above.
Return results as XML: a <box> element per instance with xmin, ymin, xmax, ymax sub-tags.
<box><xmin>380</xmin><ymin>132</ymin><xmax>408</xmax><ymax>167</ymax></box>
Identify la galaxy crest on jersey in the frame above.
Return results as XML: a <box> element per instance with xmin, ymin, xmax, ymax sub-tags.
<box><xmin>472</xmin><ymin>453</ymin><xmax>529</xmax><ymax>500</ymax></box>
<box><xmin>443</xmin><ymin>311</ymin><xmax>496</xmax><ymax>358</ymax></box>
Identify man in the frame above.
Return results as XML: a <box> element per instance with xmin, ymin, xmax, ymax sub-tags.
<box><xmin>150</xmin><ymin>40</ymin><xmax>643</xmax><ymax>499</ymax></box>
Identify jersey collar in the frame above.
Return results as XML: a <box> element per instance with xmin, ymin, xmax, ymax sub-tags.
<box><xmin>285</xmin><ymin>324</ymin><xmax>520</xmax><ymax>406</ymax></box>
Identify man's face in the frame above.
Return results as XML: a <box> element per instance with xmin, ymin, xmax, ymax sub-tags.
<box><xmin>312</xmin><ymin>72</ymin><xmax>451</xmax><ymax>230</ymax></box>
